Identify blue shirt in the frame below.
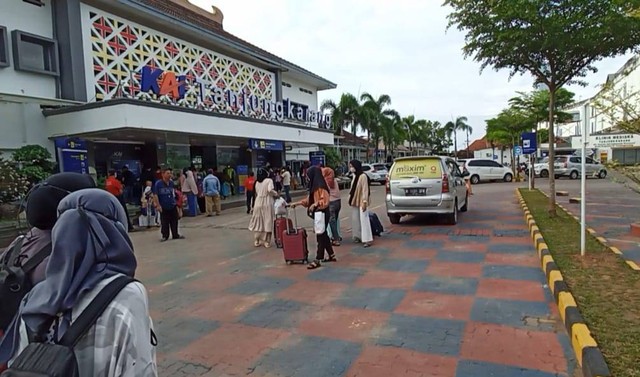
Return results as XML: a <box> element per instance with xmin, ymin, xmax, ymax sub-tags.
<box><xmin>203</xmin><ymin>174</ymin><xmax>221</xmax><ymax>196</ymax></box>
<box><xmin>153</xmin><ymin>179</ymin><xmax>176</xmax><ymax>209</ymax></box>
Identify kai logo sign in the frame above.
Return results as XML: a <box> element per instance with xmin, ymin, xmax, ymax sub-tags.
<box><xmin>141</xmin><ymin>66</ymin><xmax>187</xmax><ymax>100</ymax></box>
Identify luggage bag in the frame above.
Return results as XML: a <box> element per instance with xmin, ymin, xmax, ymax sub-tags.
<box><xmin>369</xmin><ymin>212</ymin><xmax>384</xmax><ymax>237</ymax></box>
<box><xmin>281</xmin><ymin>208</ymin><xmax>309</xmax><ymax>264</ymax></box>
<box><xmin>274</xmin><ymin>216</ymin><xmax>293</xmax><ymax>248</ymax></box>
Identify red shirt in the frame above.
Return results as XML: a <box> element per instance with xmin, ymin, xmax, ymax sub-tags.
<box><xmin>105</xmin><ymin>176</ymin><xmax>123</xmax><ymax>196</ymax></box>
<box><xmin>244</xmin><ymin>176</ymin><xmax>256</xmax><ymax>192</ymax></box>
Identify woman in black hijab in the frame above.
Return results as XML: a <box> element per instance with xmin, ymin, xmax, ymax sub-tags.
<box><xmin>347</xmin><ymin>159</ymin><xmax>373</xmax><ymax>247</ymax></box>
<box><xmin>291</xmin><ymin>166</ymin><xmax>335</xmax><ymax>269</ymax></box>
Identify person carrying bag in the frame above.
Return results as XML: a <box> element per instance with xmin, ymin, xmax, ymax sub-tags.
<box><xmin>291</xmin><ymin>166</ymin><xmax>336</xmax><ymax>270</ymax></box>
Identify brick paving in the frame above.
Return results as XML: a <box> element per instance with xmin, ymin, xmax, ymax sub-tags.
<box><xmin>131</xmin><ymin>183</ymin><xmax>580</xmax><ymax>376</ymax></box>
<box><xmin>537</xmin><ymin>176</ymin><xmax>640</xmax><ymax>266</ymax></box>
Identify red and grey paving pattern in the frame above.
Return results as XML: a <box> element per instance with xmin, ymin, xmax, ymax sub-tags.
<box><xmin>131</xmin><ymin>183</ymin><xmax>580</xmax><ymax>376</ymax></box>
<box><xmin>537</xmin><ymin>175</ymin><xmax>640</xmax><ymax>266</ymax></box>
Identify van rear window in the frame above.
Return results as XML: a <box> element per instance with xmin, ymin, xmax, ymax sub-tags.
<box><xmin>391</xmin><ymin>159</ymin><xmax>442</xmax><ymax>179</ymax></box>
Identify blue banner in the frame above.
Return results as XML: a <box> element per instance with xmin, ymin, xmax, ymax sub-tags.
<box><xmin>55</xmin><ymin>138</ymin><xmax>89</xmax><ymax>174</ymax></box>
<box><xmin>521</xmin><ymin>132</ymin><xmax>537</xmax><ymax>154</ymax></box>
<box><xmin>309</xmin><ymin>151</ymin><xmax>325</xmax><ymax>167</ymax></box>
<box><xmin>249</xmin><ymin>139</ymin><xmax>284</xmax><ymax>151</ymax></box>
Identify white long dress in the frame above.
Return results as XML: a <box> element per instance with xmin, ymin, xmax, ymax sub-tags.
<box><xmin>248</xmin><ymin>178</ymin><xmax>276</xmax><ymax>233</ymax></box>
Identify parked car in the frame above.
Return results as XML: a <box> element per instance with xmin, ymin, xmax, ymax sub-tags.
<box><xmin>553</xmin><ymin>156</ymin><xmax>608</xmax><ymax>179</ymax></box>
<box><xmin>462</xmin><ymin>159</ymin><xmax>513</xmax><ymax>184</ymax></box>
<box><xmin>362</xmin><ymin>163</ymin><xmax>388</xmax><ymax>184</ymax></box>
<box><xmin>533</xmin><ymin>157</ymin><xmax>551</xmax><ymax>177</ymax></box>
<box><xmin>385</xmin><ymin>156</ymin><xmax>469</xmax><ymax>225</ymax></box>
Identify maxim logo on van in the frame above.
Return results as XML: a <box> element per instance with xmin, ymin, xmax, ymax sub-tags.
<box><xmin>395</xmin><ymin>165</ymin><xmax>426</xmax><ymax>174</ymax></box>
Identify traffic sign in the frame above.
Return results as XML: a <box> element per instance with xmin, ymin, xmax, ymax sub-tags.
<box><xmin>521</xmin><ymin>132</ymin><xmax>537</xmax><ymax>154</ymax></box>
<box><xmin>514</xmin><ymin>146</ymin><xmax>522</xmax><ymax>156</ymax></box>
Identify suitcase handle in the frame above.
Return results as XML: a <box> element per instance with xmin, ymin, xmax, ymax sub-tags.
<box><xmin>284</xmin><ymin>205</ymin><xmax>299</xmax><ymax>234</ymax></box>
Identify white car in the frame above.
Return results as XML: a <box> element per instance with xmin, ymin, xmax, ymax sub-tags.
<box><xmin>462</xmin><ymin>159</ymin><xmax>514</xmax><ymax>184</ymax></box>
<box><xmin>362</xmin><ymin>163</ymin><xmax>388</xmax><ymax>185</ymax></box>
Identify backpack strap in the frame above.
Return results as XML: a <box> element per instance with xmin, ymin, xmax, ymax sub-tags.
<box><xmin>4</xmin><ymin>236</ymin><xmax>25</xmax><ymax>267</ymax></box>
<box><xmin>20</xmin><ymin>242</ymin><xmax>52</xmax><ymax>274</ymax></box>
<box><xmin>58</xmin><ymin>275</ymin><xmax>136</xmax><ymax>347</ymax></box>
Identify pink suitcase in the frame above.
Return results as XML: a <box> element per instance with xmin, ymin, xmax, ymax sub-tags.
<box><xmin>281</xmin><ymin>208</ymin><xmax>309</xmax><ymax>264</ymax></box>
<box><xmin>274</xmin><ymin>216</ymin><xmax>293</xmax><ymax>249</ymax></box>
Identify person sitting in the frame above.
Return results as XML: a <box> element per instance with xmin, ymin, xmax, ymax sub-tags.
<box><xmin>0</xmin><ymin>189</ymin><xmax>157</xmax><ymax>376</ymax></box>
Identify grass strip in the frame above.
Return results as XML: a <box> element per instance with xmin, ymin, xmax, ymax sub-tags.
<box><xmin>520</xmin><ymin>188</ymin><xmax>640</xmax><ymax>377</ymax></box>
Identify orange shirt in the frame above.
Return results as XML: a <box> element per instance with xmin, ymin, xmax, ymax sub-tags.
<box><xmin>300</xmin><ymin>188</ymin><xmax>330</xmax><ymax>210</ymax></box>
<box><xmin>244</xmin><ymin>176</ymin><xmax>256</xmax><ymax>192</ymax></box>
<box><xmin>105</xmin><ymin>176</ymin><xmax>123</xmax><ymax>196</ymax></box>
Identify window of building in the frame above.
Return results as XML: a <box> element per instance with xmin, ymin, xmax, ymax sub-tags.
<box><xmin>299</xmin><ymin>87</ymin><xmax>313</xmax><ymax>95</ymax></box>
<box><xmin>11</xmin><ymin>30</ymin><xmax>59</xmax><ymax>76</ymax></box>
<box><xmin>0</xmin><ymin>26</ymin><xmax>8</xmax><ymax>68</ymax></box>
<box><xmin>282</xmin><ymin>81</ymin><xmax>292</xmax><ymax>88</ymax></box>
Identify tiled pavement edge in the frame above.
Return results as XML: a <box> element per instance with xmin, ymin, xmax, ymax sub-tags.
<box><xmin>540</xmin><ymin>190</ymin><xmax>640</xmax><ymax>272</ymax></box>
<box><xmin>516</xmin><ymin>189</ymin><xmax>611</xmax><ymax>377</ymax></box>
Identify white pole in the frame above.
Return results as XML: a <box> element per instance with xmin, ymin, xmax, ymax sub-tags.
<box><xmin>580</xmin><ymin>103</ymin><xmax>588</xmax><ymax>257</ymax></box>
<box><xmin>528</xmin><ymin>154</ymin><xmax>532</xmax><ymax>190</ymax></box>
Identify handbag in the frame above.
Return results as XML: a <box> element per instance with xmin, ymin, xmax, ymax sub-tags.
<box><xmin>274</xmin><ymin>198</ymin><xmax>287</xmax><ymax>216</ymax></box>
<box><xmin>313</xmin><ymin>211</ymin><xmax>326</xmax><ymax>234</ymax></box>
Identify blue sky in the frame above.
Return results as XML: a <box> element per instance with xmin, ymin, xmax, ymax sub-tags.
<box><xmin>191</xmin><ymin>0</ymin><xmax>634</xmax><ymax>146</ymax></box>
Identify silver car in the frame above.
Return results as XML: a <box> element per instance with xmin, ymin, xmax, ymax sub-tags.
<box><xmin>385</xmin><ymin>156</ymin><xmax>469</xmax><ymax>225</ymax></box>
<box><xmin>553</xmin><ymin>155</ymin><xmax>608</xmax><ymax>179</ymax></box>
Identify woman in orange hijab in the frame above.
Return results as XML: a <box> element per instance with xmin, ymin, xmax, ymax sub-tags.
<box><xmin>322</xmin><ymin>167</ymin><xmax>343</xmax><ymax>246</ymax></box>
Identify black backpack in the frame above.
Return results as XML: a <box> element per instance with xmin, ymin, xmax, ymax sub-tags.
<box><xmin>1</xmin><ymin>275</ymin><xmax>135</xmax><ymax>377</ymax></box>
<box><xmin>0</xmin><ymin>237</ymin><xmax>52</xmax><ymax>331</ymax></box>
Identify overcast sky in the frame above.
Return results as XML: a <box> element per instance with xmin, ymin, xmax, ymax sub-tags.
<box><xmin>191</xmin><ymin>0</ymin><xmax>634</xmax><ymax>145</ymax></box>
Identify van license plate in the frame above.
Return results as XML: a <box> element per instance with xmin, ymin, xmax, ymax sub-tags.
<box><xmin>405</xmin><ymin>188</ymin><xmax>427</xmax><ymax>196</ymax></box>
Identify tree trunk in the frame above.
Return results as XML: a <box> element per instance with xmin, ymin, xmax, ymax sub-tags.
<box><xmin>466</xmin><ymin>130</ymin><xmax>470</xmax><ymax>158</ymax></box>
<box><xmin>547</xmin><ymin>87</ymin><xmax>558</xmax><ymax>217</ymax></box>
<box><xmin>453</xmin><ymin>131</ymin><xmax>458</xmax><ymax>158</ymax></box>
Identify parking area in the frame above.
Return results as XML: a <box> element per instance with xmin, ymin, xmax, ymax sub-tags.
<box><xmin>131</xmin><ymin>181</ymin><xmax>580</xmax><ymax>377</ymax></box>
<box><xmin>534</xmin><ymin>175</ymin><xmax>640</xmax><ymax>266</ymax></box>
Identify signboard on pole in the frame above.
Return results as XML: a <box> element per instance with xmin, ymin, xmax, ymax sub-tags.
<box><xmin>309</xmin><ymin>151</ymin><xmax>325</xmax><ymax>167</ymax></box>
<box><xmin>521</xmin><ymin>132</ymin><xmax>537</xmax><ymax>154</ymax></box>
<box><xmin>514</xmin><ymin>146</ymin><xmax>522</xmax><ymax>156</ymax></box>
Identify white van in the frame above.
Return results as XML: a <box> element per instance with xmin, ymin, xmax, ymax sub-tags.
<box><xmin>461</xmin><ymin>159</ymin><xmax>513</xmax><ymax>184</ymax></box>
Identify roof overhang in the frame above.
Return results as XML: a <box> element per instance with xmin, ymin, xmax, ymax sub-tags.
<box><xmin>43</xmin><ymin>99</ymin><xmax>334</xmax><ymax>146</ymax></box>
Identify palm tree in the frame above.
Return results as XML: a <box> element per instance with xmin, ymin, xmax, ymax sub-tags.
<box><xmin>380</xmin><ymin>113</ymin><xmax>404</xmax><ymax>160</ymax></box>
<box><xmin>320</xmin><ymin>93</ymin><xmax>360</xmax><ymax>135</ymax></box>
<box><xmin>444</xmin><ymin>116</ymin><xmax>470</xmax><ymax>159</ymax></box>
<box><xmin>464</xmin><ymin>124</ymin><xmax>474</xmax><ymax>158</ymax></box>
<box><xmin>402</xmin><ymin>116</ymin><xmax>429</xmax><ymax>155</ymax></box>
<box><xmin>360</xmin><ymin>93</ymin><xmax>395</xmax><ymax>161</ymax></box>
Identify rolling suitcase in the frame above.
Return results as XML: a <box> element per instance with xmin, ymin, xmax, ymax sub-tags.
<box><xmin>274</xmin><ymin>215</ymin><xmax>293</xmax><ymax>248</ymax></box>
<box><xmin>369</xmin><ymin>212</ymin><xmax>384</xmax><ymax>237</ymax></box>
<box><xmin>281</xmin><ymin>208</ymin><xmax>309</xmax><ymax>264</ymax></box>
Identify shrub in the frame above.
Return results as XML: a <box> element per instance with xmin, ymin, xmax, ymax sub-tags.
<box><xmin>12</xmin><ymin>144</ymin><xmax>54</xmax><ymax>186</ymax></box>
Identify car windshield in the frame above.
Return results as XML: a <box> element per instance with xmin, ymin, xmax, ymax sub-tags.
<box><xmin>373</xmin><ymin>164</ymin><xmax>388</xmax><ymax>171</ymax></box>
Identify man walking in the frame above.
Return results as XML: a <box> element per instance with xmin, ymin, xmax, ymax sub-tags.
<box><xmin>153</xmin><ymin>167</ymin><xmax>184</xmax><ymax>242</ymax></box>
<box><xmin>120</xmin><ymin>165</ymin><xmax>135</xmax><ymax>204</ymax></box>
<box><xmin>281</xmin><ymin>166</ymin><xmax>292</xmax><ymax>203</ymax></box>
<box><xmin>105</xmin><ymin>169</ymin><xmax>135</xmax><ymax>232</ymax></box>
<box><xmin>203</xmin><ymin>169</ymin><xmax>221</xmax><ymax>216</ymax></box>
<box><xmin>243</xmin><ymin>171</ymin><xmax>256</xmax><ymax>214</ymax></box>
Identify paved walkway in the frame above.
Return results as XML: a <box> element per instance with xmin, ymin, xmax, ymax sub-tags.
<box><xmin>130</xmin><ymin>183</ymin><xmax>579</xmax><ymax>377</ymax></box>
<box><xmin>536</xmin><ymin>174</ymin><xmax>640</xmax><ymax>267</ymax></box>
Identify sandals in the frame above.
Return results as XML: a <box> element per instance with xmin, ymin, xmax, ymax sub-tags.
<box><xmin>323</xmin><ymin>254</ymin><xmax>337</xmax><ymax>263</ymax></box>
<box><xmin>307</xmin><ymin>260</ymin><xmax>321</xmax><ymax>270</ymax></box>
<box><xmin>331</xmin><ymin>240</ymin><xmax>341</xmax><ymax>246</ymax></box>
<box><xmin>363</xmin><ymin>243</ymin><xmax>371</xmax><ymax>248</ymax></box>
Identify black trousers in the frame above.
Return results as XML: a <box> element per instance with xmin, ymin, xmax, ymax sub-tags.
<box><xmin>246</xmin><ymin>190</ymin><xmax>255</xmax><ymax>211</ymax></box>
<box><xmin>117</xmin><ymin>194</ymin><xmax>134</xmax><ymax>231</ymax></box>
<box><xmin>315</xmin><ymin>209</ymin><xmax>334</xmax><ymax>261</ymax></box>
<box><xmin>160</xmin><ymin>206</ymin><xmax>180</xmax><ymax>239</ymax></box>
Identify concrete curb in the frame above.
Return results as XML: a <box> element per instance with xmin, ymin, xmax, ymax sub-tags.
<box><xmin>515</xmin><ymin>188</ymin><xmax>611</xmax><ymax>377</ymax></box>
<box><xmin>539</xmin><ymin>190</ymin><xmax>640</xmax><ymax>272</ymax></box>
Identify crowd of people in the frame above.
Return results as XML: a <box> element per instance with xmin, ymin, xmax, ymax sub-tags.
<box><xmin>248</xmin><ymin>159</ymin><xmax>374</xmax><ymax>270</ymax></box>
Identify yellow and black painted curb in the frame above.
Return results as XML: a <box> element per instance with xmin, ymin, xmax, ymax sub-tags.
<box><xmin>516</xmin><ymin>189</ymin><xmax>611</xmax><ymax>377</ymax></box>
<box><xmin>539</xmin><ymin>190</ymin><xmax>640</xmax><ymax>272</ymax></box>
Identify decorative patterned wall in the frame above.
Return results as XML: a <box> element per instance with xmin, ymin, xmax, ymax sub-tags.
<box><xmin>86</xmin><ymin>8</ymin><xmax>275</xmax><ymax>117</ymax></box>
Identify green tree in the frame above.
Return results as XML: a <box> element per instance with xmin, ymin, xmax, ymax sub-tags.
<box><xmin>486</xmin><ymin>108</ymin><xmax>536</xmax><ymax>175</ymax></box>
<box><xmin>402</xmin><ymin>116</ymin><xmax>429</xmax><ymax>155</ymax></box>
<box><xmin>12</xmin><ymin>145</ymin><xmax>54</xmax><ymax>186</ymax></box>
<box><xmin>592</xmin><ymin>80</ymin><xmax>640</xmax><ymax>134</ymax></box>
<box><xmin>322</xmin><ymin>147</ymin><xmax>342</xmax><ymax>171</ymax></box>
<box><xmin>444</xmin><ymin>116</ymin><xmax>470</xmax><ymax>158</ymax></box>
<box><xmin>320</xmin><ymin>93</ymin><xmax>361</xmax><ymax>135</ymax></box>
<box><xmin>0</xmin><ymin>154</ymin><xmax>29</xmax><ymax>205</ymax></box>
<box><xmin>360</xmin><ymin>93</ymin><xmax>396</xmax><ymax>160</ymax></box>
<box><xmin>428</xmin><ymin>121</ymin><xmax>452</xmax><ymax>155</ymax></box>
<box><xmin>445</xmin><ymin>0</ymin><xmax>640</xmax><ymax>216</ymax></box>
<box><xmin>509</xmin><ymin>88</ymin><xmax>575</xmax><ymax>188</ymax></box>
<box><xmin>380</xmin><ymin>114</ymin><xmax>405</xmax><ymax>159</ymax></box>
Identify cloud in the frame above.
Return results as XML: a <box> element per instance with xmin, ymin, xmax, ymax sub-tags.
<box><xmin>190</xmin><ymin>0</ymin><xmax>634</xmax><ymax>141</ymax></box>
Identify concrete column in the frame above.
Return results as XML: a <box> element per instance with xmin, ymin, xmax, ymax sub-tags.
<box><xmin>274</xmin><ymin>70</ymin><xmax>283</xmax><ymax>102</ymax></box>
<box><xmin>52</xmin><ymin>0</ymin><xmax>87</xmax><ymax>101</ymax></box>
